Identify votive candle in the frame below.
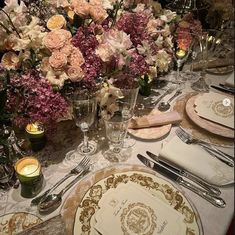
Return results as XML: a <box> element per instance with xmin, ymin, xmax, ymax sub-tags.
<box><xmin>15</xmin><ymin>157</ymin><xmax>44</xmax><ymax>198</ymax></box>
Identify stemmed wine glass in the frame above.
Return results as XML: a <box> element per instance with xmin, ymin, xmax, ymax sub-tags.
<box><xmin>102</xmin><ymin>107</ymin><xmax>132</xmax><ymax>163</ymax></box>
<box><xmin>65</xmin><ymin>91</ymin><xmax>97</xmax><ymax>164</ymax></box>
<box><xmin>171</xmin><ymin>32</ymin><xmax>197</xmax><ymax>85</ymax></box>
<box><xmin>191</xmin><ymin>29</ymin><xmax>223</xmax><ymax>92</ymax></box>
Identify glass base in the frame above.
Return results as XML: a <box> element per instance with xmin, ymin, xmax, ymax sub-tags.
<box><xmin>64</xmin><ymin>150</ymin><xmax>83</xmax><ymax>166</ymax></box>
<box><xmin>77</xmin><ymin>141</ymin><xmax>97</xmax><ymax>155</ymax></box>
<box><xmin>191</xmin><ymin>77</ymin><xmax>209</xmax><ymax>92</ymax></box>
<box><xmin>103</xmin><ymin>148</ymin><xmax>132</xmax><ymax>163</ymax></box>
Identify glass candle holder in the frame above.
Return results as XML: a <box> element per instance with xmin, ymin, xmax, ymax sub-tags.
<box><xmin>25</xmin><ymin>123</ymin><xmax>46</xmax><ymax>152</ymax></box>
<box><xmin>15</xmin><ymin>157</ymin><xmax>44</xmax><ymax>198</ymax></box>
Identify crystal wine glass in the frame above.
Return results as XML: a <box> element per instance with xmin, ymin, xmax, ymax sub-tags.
<box><xmin>102</xmin><ymin>108</ymin><xmax>132</xmax><ymax>163</ymax></box>
<box><xmin>191</xmin><ymin>29</ymin><xmax>223</xmax><ymax>92</ymax></box>
<box><xmin>65</xmin><ymin>92</ymin><xmax>97</xmax><ymax>164</ymax></box>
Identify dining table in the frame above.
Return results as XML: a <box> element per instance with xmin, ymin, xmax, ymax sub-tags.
<box><xmin>0</xmin><ymin>69</ymin><xmax>234</xmax><ymax>235</ymax></box>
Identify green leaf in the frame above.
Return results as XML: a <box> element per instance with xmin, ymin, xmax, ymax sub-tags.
<box><xmin>73</xmin><ymin>14</ymin><xmax>84</xmax><ymax>29</ymax></box>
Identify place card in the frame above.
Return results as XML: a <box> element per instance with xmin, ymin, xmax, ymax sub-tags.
<box><xmin>194</xmin><ymin>92</ymin><xmax>234</xmax><ymax>129</ymax></box>
<box><xmin>94</xmin><ymin>182</ymin><xmax>186</xmax><ymax>235</ymax></box>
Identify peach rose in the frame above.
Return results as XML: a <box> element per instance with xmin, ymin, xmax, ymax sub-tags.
<box><xmin>60</xmin><ymin>43</ymin><xmax>73</xmax><ymax>56</ymax></box>
<box><xmin>40</xmin><ymin>57</ymin><xmax>51</xmax><ymax>73</ymax></box>
<box><xmin>43</xmin><ymin>30</ymin><xmax>67</xmax><ymax>51</ymax></box>
<box><xmin>72</xmin><ymin>0</ymin><xmax>90</xmax><ymax>18</ymax></box>
<box><xmin>1</xmin><ymin>52</ymin><xmax>20</xmax><ymax>70</ymax></box>
<box><xmin>69</xmin><ymin>47</ymin><xmax>85</xmax><ymax>67</ymax></box>
<box><xmin>89</xmin><ymin>6</ymin><xmax>108</xmax><ymax>24</ymax></box>
<box><xmin>49</xmin><ymin>51</ymin><xmax>67</xmax><ymax>69</ymax></box>
<box><xmin>67</xmin><ymin>66</ymin><xmax>84</xmax><ymax>81</ymax></box>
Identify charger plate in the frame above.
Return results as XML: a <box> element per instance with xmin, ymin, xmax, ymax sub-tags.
<box><xmin>60</xmin><ymin>164</ymin><xmax>203</xmax><ymax>235</ymax></box>
<box><xmin>185</xmin><ymin>95</ymin><xmax>234</xmax><ymax>138</ymax></box>
<box><xmin>0</xmin><ymin>212</ymin><xmax>42</xmax><ymax>235</ymax></box>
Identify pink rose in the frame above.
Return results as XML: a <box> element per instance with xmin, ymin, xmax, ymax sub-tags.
<box><xmin>89</xmin><ymin>6</ymin><xmax>108</xmax><ymax>24</ymax></box>
<box><xmin>43</xmin><ymin>30</ymin><xmax>67</xmax><ymax>51</ymax></box>
<box><xmin>72</xmin><ymin>0</ymin><xmax>90</xmax><ymax>18</ymax></box>
<box><xmin>69</xmin><ymin>47</ymin><xmax>85</xmax><ymax>67</ymax></box>
<box><xmin>59</xmin><ymin>43</ymin><xmax>73</xmax><ymax>56</ymax></box>
<box><xmin>49</xmin><ymin>51</ymin><xmax>67</xmax><ymax>70</ymax></box>
<box><xmin>40</xmin><ymin>57</ymin><xmax>51</xmax><ymax>73</ymax></box>
<box><xmin>67</xmin><ymin>66</ymin><xmax>84</xmax><ymax>81</ymax></box>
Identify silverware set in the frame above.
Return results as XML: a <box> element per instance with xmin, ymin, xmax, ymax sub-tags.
<box><xmin>137</xmin><ymin>152</ymin><xmax>226</xmax><ymax>208</ymax></box>
<box><xmin>31</xmin><ymin>156</ymin><xmax>90</xmax><ymax>214</ymax></box>
<box><xmin>176</xmin><ymin>127</ymin><xmax>234</xmax><ymax>167</ymax></box>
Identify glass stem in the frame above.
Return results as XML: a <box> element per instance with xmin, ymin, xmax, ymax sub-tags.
<box><xmin>176</xmin><ymin>61</ymin><xmax>181</xmax><ymax>82</ymax></box>
<box><xmin>82</xmin><ymin>130</ymin><xmax>89</xmax><ymax>152</ymax></box>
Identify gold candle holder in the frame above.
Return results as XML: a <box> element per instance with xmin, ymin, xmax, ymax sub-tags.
<box><xmin>15</xmin><ymin>157</ymin><xmax>44</xmax><ymax>198</ymax></box>
<box><xmin>25</xmin><ymin>122</ymin><xmax>46</xmax><ymax>151</ymax></box>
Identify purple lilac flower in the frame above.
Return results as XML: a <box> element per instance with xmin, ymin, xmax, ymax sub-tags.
<box><xmin>7</xmin><ymin>71</ymin><xmax>68</xmax><ymax>129</ymax></box>
<box><xmin>72</xmin><ymin>25</ymin><xmax>103</xmax><ymax>85</ymax></box>
<box><xmin>128</xmin><ymin>52</ymin><xmax>149</xmax><ymax>77</ymax></box>
<box><xmin>116</xmin><ymin>12</ymin><xmax>150</xmax><ymax>47</ymax></box>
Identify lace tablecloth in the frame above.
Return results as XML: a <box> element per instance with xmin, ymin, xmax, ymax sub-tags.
<box><xmin>0</xmin><ymin>72</ymin><xmax>234</xmax><ymax>235</ymax></box>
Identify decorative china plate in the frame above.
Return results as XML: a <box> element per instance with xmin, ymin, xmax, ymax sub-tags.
<box><xmin>185</xmin><ymin>95</ymin><xmax>234</xmax><ymax>138</ymax></box>
<box><xmin>0</xmin><ymin>212</ymin><xmax>42</xmax><ymax>235</ymax></box>
<box><xmin>61</xmin><ymin>165</ymin><xmax>203</xmax><ymax>235</ymax></box>
<box><xmin>206</xmin><ymin>66</ymin><xmax>234</xmax><ymax>75</ymax></box>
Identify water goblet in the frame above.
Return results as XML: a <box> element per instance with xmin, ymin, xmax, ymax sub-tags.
<box><xmin>102</xmin><ymin>109</ymin><xmax>132</xmax><ymax>163</ymax></box>
<box><xmin>65</xmin><ymin>92</ymin><xmax>97</xmax><ymax>164</ymax></box>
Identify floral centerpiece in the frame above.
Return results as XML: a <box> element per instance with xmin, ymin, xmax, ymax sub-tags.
<box><xmin>0</xmin><ymin>0</ymin><xmax>180</xmax><ymax>130</ymax></box>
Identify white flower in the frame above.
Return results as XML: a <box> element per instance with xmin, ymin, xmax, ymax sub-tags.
<box><xmin>45</xmin><ymin>69</ymin><xmax>68</xmax><ymax>88</ymax></box>
<box><xmin>137</xmin><ymin>40</ymin><xmax>155</xmax><ymax>65</ymax></box>
<box><xmin>101</xmin><ymin>0</ymin><xmax>116</xmax><ymax>9</ymax></box>
<box><xmin>13</xmin><ymin>17</ymin><xmax>46</xmax><ymax>51</ymax></box>
<box><xmin>156</xmin><ymin>49</ymin><xmax>171</xmax><ymax>72</ymax></box>
<box><xmin>160</xmin><ymin>10</ymin><xmax>177</xmax><ymax>23</ymax></box>
<box><xmin>96</xmin><ymin>29</ymin><xmax>132</xmax><ymax>62</ymax></box>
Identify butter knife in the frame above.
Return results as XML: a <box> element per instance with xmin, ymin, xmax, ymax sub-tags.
<box><xmin>137</xmin><ymin>154</ymin><xmax>226</xmax><ymax>208</ymax></box>
<box><xmin>146</xmin><ymin>151</ymin><xmax>221</xmax><ymax>196</ymax></box>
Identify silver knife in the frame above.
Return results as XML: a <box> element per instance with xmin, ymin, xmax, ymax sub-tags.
<box><xmin>146</xmin><ymin>151</ymin><xmax>221</xmax><ymax>196</ymax></box>
<box><xmin>137</xmin><ymin>154</ymin><xmax>226</xmax><ymax>208</ymax></box>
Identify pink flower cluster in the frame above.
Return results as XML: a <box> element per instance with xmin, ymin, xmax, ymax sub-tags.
<box><xmin>176</xmin><ymin>13</ymin><xmax>202</xmax><ymax>51</ymax></box>
<box><xmin>72</xmin><ymin>25</ymin><xmax>103</xmax><ymax>87</ymax></box>
<box><xmin>7</xmin><ymin>72</ymin><xmax>68</xmax><ymax>129</ymax></box>
<box><xmin>117</xmin><ymin>12</ymin><xmax>150</xmax><ymax>47</ymax></box>
<box><xmin>43</xmin><ymin>29</ymin><xmax>85</xmax><ymax>83</ymax></box>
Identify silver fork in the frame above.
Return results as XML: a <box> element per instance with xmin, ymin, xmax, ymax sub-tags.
<box><xmin>176</xmin><ymin>127</ymin><xmax>234</xmax><ymax>167</ymax></box>
<box><xmin>31</xmin><ymin>156</ymin><xmax>90</xmax><ymax>205</ymax></box>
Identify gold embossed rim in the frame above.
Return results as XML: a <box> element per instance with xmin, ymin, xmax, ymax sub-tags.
<box><xmin>67</xmin><ymin>166</ymin><xmax>203</xmax><ymax>235</ymax></box>
<box><xmin>0</xmin><ymin>212</ymin><xmax>42</xmax><ymax>234</ymax></box>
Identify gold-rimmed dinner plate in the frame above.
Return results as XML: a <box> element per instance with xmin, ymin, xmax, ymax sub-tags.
<box><xmin>0</xmin><ymin>212</ymin><xmax>42</xmax><ymax>235</ymax></box>
<box><xmin>60</xmin><ymin>164</ymin><xmax>203</xmax><ymax>235</ymax></box>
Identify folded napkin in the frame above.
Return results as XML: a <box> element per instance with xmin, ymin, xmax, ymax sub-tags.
<box><xmin>128</xmin><ymin>111</ymin><xmax>182</xmax><ymax>129</ymax></box>
<box><xmin>225</xmin><ymin>72</ymin><xmax>234</xmax><ymax>88</ymax></box>
<box><xmin>193</xmin><ymin>58</ymin><xmax>234</xmax><ymax>71</ymax></box>
<box><xmin>159</xmin><ymin>136</ymin><xmax>234</xmax><ymax>185</ymax></box>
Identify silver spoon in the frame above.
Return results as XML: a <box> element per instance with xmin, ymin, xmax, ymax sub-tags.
<box><xmin>158</xmin><ymin>90</ymin><xmax>182</xmax><ymax>112</ymax></box>
<box><xmin>38</xmin><ymin>168</ymin><xmax>89</xmax><ymax>214</ymax></box>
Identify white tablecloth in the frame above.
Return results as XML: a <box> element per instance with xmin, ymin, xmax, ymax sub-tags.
<box><xmin>0</xmin><ymin>72</ymin><xmax>234</xmax><ymax>235</ymax></box>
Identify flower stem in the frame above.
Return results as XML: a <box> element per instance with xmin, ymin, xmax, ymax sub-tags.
<box><xmin>1</xmin><ymin>9</ymin><xmax>21</xmax><ymax>38</ymax></box>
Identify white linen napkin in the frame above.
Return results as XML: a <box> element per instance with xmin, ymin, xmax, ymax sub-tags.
<box><xmin>159</xmin><ymin>136</ymin><xmax>234</xmax><ymax>186</ymax></box>
<box><xmin>225</xmin><ymin>72</ymin><xmax>234</xmax><ymax>87</ymax></box>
